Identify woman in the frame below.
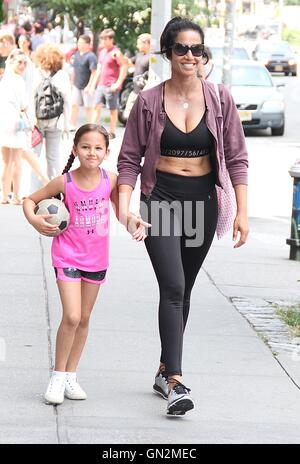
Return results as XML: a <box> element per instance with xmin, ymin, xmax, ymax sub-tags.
<box><xmin>31</xmin><ymin>43</ymin><xmax>71</xmax><ymax>191</ymax></box>
<box><xmin>0</xmin><ymin>49</ymin><xmax>48</xmax><ymax>204</ymax></box>
<box><xmin>117</xmin><ymin>17</ymin><xmax>249</xmax><ymax>416</ymax></box>
<box><xmin>17</xmin><ymin>34</ymin><xmax>35</xmax><ymax>119</ymax></box>
<box><xmin>17</xmin><ymin>34</ymin><xmax>32</xmax><ymax>57</ymax></box>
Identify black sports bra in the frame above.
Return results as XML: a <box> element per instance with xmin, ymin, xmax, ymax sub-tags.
<box><xmin>160</xmin><ymin>83</ymin><xmax>214</xmax><ymax>158</ymax></box>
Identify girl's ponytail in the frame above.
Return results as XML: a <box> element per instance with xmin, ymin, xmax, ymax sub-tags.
<box><xmin>54</xmin><ymin>151</ymin><xmax>75</xmax><ymax>200</ymax></box>
<box><xmin>62</xmin><ymin>151</ymin><xmax>75</xmax><ymax>175</ymax></box>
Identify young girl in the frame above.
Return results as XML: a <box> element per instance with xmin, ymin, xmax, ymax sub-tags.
<box><xmin>23</xmin><ymin>123</ymin><xmax>147</xmax><ymax>405</ymax></box>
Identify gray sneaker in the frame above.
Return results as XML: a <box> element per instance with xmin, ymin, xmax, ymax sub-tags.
<box><xmin>153</xmin><ymin>370</ymin><xmax>168</xmax><ymax>400</ymax></box>
<box><xmin>167</xmin><ymin>380</ymin><xmax>194</xmax><ymax>415</ymax></box>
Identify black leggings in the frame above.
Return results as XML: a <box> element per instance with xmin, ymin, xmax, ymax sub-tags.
<box><xmin>141</xmin><ymin>170</ymin><xmax>218</xmax><ymax>377</ymax></box>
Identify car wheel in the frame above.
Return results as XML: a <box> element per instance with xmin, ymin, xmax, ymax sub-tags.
<box><xmin>118</xmin><ymin>109</ymin><xmax>127</xmax><ymax>126</ymax></box>
<box><xmin>284</xmin><ymin>72</ymin><xmax>289</xmax><ymax>76</ymax></box>
<box><xmin>292</xmin><ymin>71</ymin><xmax>297</xmax><ymax>76</ymax></box>
<box><xmin>271</xmin><ymin>125</ymin><xmax>284</xmax><ymax>136</ymax></box>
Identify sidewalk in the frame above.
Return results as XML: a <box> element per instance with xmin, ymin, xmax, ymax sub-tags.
<box><xmin>1</xmin><ymin>200</ymin><xmax>300</xmax><ymax>444</ymax></box>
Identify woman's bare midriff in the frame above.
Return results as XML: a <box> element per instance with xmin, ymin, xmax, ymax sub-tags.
<box><xmin>156</xmin><ymin>154</ymin><xmax>212</xmax><ymax>177</ymax></box>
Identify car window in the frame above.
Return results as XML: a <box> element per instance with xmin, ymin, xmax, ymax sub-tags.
<box><xmin>234</xmin><ymin>48</ymin><xmax>250</xmax><ymax>59</ymax></box>
<box><xmin>257</xmin><ymin>42</ymin><xmax>291</xmax><ymax>54</ymax></box>
<box><xmin>232</xmin><ymin>66</ymin><xmax>273</xmax><ymax>86</ymax></box>
<box><xmin>210</xmin><ymin>47</ymin><xmax>249</xmax><ymax>60</ymax></box>
<box><xmin>210</xmin><ymin>47</ymin><xmax>223</xmax><ymax>60</ymax></box>
<box><xmin>209</xmin><ymin>65</ymin><xmax>273</xmax><ymax>87</ymax></box>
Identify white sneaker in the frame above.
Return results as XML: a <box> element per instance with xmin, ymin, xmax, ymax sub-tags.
<box><xmin>44</xmin><ymin>373</ymin><xmax>66</xmax><ymax>405</ymax></box>
<box><xmin>64</xmin><ymin>374</ymin><xmax>87</xmax><ymax>400</ymax></box>
<box><xmin>167</xmin><ymin>380</ymin><xmax>194</xmax><ymax>416</ymax></box>
<box><xmin>153</xmin><ymin>370</ymin><xmax>169</xmax><ymax>400</ymax></box>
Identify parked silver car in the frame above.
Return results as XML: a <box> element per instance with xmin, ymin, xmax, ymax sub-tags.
<box><xmin>208</xmin><ymin>60</ymin><xmax>285</xmax><ymax>136</ymax></box>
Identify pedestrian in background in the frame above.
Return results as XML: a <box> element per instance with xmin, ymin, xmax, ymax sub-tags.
<box><xmin>17</xmin><ymin>33</ymin><xmax>32</xmax><ymax>57</ymax></box>
<box><xmin>70</xmin><ymin>35</ymin><xmax>97</xmax><ymax>128</ymax></box>
<box><xmin>91</xmin><ymin>29</ymin><xmax>129</xmax><ymax>139</ymax></box>
<box><xmin>117</xmin><ymin>17</ymin><xmax>249</xmax><ymax>416</ymax></box>
<box><xmin>0</xmin><ymin>50</ymin><xmax>48</xmax><ymax>204</ymax></box>
<box><xmin>46</xmin><ymin>22</ymin><xmax>60</xmax><ymax>44</ymax></box>
<box><xmin>31</xmin><ymin>44</ymin><xmax>71</xmax><ymax>191</ymax></box>
<box><xmin>23</xmin><ymin>21</ymin><xmax>33</xmax><ymax>35</ymax></box>
<box><xmin>31</xmin><ymin>22</ymin><xmax>49</xmax><ymax>53</ymax></box>
<box><xmin>124</xmin><ymin>33</ymin><xmax>151</xmax><ymax>120</ymax></box>
<box><xmin>0</xmin><ymin>32</ymin><xmax>16</xmax><ymax>80</ymax></box>
<box><xmin>0</xmin><ymin>49</ymin><xmax>29</xmax><ymax>204</ymax></box>
<box><xmin>75</xmin><ymin>20</ymin><xmax>85</xmax><ymax>41</ymax></box>
<box><xmin>17</xmin><ymin>34</ymin><xmax>35</xmax><ymax>118</ymax></box>
<box><xmin>13</xmin><ymin>23</ymin><xmax>25</xmax><ymax>46</ymax></box>
<box><xmin>23</xmin><ymin>123</ymin><xmax>146</xmax><ymax>405</ymax></box>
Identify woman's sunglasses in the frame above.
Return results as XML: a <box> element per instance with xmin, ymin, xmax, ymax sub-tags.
<box><xmin>171</xmin><ymin>43</ymin><xmax>205</xmax><ymax>57</ymax></box>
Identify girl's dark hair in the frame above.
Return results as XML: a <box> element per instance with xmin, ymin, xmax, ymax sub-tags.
<box><xmin>160</xmin><ymin>16</ymin><xmax>206</xmax><ymax>60</ymax></box>
<box><xmin>55</xmin><ymin>124</ymin><xmax>109</xmax><ymax>200</ymax></box>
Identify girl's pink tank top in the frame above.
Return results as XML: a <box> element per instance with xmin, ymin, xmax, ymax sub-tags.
<box><xmin>51</xmin><ymin>168</ymin><xmax>110</xmax><ymax>272</ymax></box>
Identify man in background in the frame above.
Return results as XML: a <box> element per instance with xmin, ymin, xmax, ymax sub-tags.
<box><xmin>124</xmin><ymin>33</ymin><xmax>151</xmax><ymax>120</ymax></box>
<box><xmin>90</xmin><ymin>29</ymin><xmax>129</xmax><ymax>139</ymax></box>
<box><xmin>31</xmin><ymin>22</ymin><xmax>49</xmax><ymax>52</ymax></box>
<box><xmin>0</xmin><ymin>32</ymin><xmax>16</xmax><ymax>80</ymax></box>
<box><xmin>70</xmin><ymin>34</ymin><xmax>97</xmax><ymax>127</ymax></box>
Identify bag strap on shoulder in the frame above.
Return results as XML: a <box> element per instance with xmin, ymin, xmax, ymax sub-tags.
<box><xmin>213</xmin><ymin>82</ymin><xmax>221</xmax><ymax>109</ymax></box>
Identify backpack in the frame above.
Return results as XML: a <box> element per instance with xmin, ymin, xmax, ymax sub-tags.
<box><xmin>35</xmin><ymin>76</ymin><xmax>64</xmax><ymax>120</ymax></box>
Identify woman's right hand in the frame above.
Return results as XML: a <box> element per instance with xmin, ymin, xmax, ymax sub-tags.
<box><xmin>30</xmin><ymin>215</ymin><xmax>60</xmax><ymax>236</ymax></box>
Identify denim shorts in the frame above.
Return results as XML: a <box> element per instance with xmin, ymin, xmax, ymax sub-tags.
<box><xmin>94</xmin><ymin>85</ymin><xmax>119</xmax><ymax>110</ymax></box>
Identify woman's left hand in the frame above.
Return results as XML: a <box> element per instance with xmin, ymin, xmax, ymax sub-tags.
<box><xmin>127</xmin><ymin>213</ymin><xmax>151</xmax><ymax>241</ymax></box>
<box><xmin>232</xmin><ymin>213</ymin><xmax>249</xmax><ymax>248</ymax></box>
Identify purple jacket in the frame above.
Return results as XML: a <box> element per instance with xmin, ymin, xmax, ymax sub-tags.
<box><xmin>117</xmin><ymin>80</ymin><xmax>248</xmax><ymax>236</ymax></box>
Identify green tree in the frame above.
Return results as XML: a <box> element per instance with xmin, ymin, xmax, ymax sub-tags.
<box><xmin>285</xmin><ymin>0</ymin><xmax>300</xmax><ymax>5</ymax></box>
<box><xmin>172</xmin><ymin>0</ymin><xmax>213</xmax><ymax>27</ymax></box>
<box><xmin>29</xmin><ymin>0</ymin><xmax>151</xmax><ymax>54</ymax></box>
<box><xmin>0</xmin><ymin>0</ymin><xmax>4</xmax><ymax>23</ymax></box>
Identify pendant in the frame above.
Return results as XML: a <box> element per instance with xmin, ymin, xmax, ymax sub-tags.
<box><xmin>183</xmin><ymin>102</ymin><xmax>189</xmax><ymax>109</ymax></box>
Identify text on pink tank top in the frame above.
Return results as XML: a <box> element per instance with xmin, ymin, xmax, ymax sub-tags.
<box><xmin>51</xmin><ymin>168</ymin><xmax>111</xmax><ymax>271</ymax></box>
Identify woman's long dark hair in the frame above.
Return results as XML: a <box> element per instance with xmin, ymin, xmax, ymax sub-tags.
<box><xmin>55</xmin><ymin>124</ymin><xmax>109</xmax><ymax>200</ymax></box>
<box><xmin>160</xmin><ymin>16</ymin><xmax>207</xmax><ymax>62</ymax></box>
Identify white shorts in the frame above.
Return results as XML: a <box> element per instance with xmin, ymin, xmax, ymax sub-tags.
<box><xmin>72</xmin><ymin>86</ymin><xmax>95</xmax><ymax>108</ymax></box>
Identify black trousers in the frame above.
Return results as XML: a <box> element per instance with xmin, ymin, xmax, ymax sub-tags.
<box><xmin>141</xmin><ymin>170</ymin><xmax>218</xmax><ymax>376</ymax></box>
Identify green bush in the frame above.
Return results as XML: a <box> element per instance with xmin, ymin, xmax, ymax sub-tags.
<box><xmin>282</xmin><ymin>28</ymin><xmax>300</xmax><ymax>46</ymax></box>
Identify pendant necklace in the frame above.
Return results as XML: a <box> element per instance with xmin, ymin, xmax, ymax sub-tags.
<box><xmin>183</xmin><ymin>102</ymin><xmax>189</xmax><ymax>109</ymax></box>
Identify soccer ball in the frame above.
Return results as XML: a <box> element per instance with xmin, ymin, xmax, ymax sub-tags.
<box><xmin>34</xmin><ymin>198</ymin><xmax>70</xmax><ymax>235</ymax></box>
